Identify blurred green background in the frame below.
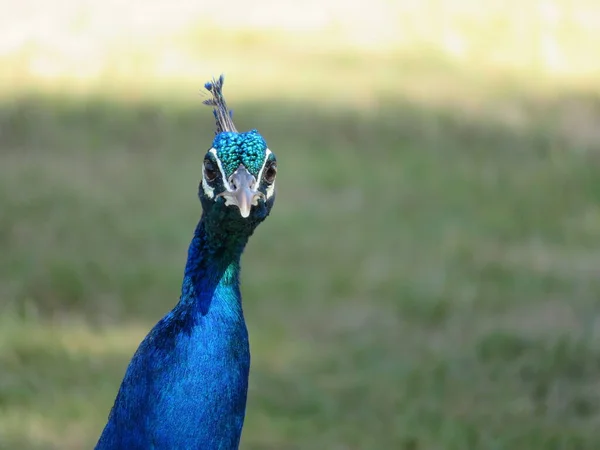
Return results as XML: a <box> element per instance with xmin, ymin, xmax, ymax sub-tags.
<box><xmin>1</xmin><ymin>1</ymin><xmax>600</xmax><ymax>449</ymax></box>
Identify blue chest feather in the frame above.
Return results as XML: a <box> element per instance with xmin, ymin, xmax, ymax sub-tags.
<box><xmin>96</xmin><ymin>221</ymin><xmax>251</xmax><ymax>450</ymax></box>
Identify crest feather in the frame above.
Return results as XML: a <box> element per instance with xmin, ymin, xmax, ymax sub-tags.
<box><xmin>203</xmin><ymin>74</ymin><xmax>237</xmax><ymax>134</ymax></box>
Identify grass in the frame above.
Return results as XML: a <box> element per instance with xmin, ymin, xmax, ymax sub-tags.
<box><xmin>2</xmin><ymin>4</ymin><xmax>600</xmax><ymax>448</ymax></box>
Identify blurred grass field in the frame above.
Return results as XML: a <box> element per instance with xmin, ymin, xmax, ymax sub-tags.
<box><xmin>1</xmin><ymin>1</ymin><xmax>600</xmax><ymax>449</ymax></box>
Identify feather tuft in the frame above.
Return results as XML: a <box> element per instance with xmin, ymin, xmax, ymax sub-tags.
<box><xmin>203</xmin><ymin>74</ymin><xmax>237</xmax><ymax>134</ymax></box>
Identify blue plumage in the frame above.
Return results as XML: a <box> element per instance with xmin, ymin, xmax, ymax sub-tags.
<box><xmin>212</xmin><ymin>130</ymin><xmax>268</xmax><ymax>177</ymax></box>
<box><xmin>96</xmin><ymin>75</ymin><xmax>277</xmax><ymax>449</ymax></box>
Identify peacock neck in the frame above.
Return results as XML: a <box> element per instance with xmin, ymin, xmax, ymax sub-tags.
<box><xmin>178</xmin><ymin>214</ymin><xmax>252</xmax><ymax>317</ymax></box>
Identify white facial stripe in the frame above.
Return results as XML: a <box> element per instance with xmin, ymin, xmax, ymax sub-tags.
<box><xmin>266</xmin><ymin>182</ymin><xmax>275</xmax><ymax>200</ymax></box>
<box><xmin>208</xmin><ymin>148</ymin><xmax>233</xmax><ymax>191</ymax></box>
<box><xmin>256</xmin><ymin>148</ymin><xmax>276</xmax><ymax>200</ymax></box>
<box><xmin>255</xmin><ymin>148</ymin><xmax>272</xmax><ymax>183</ymax></box>
<box><xmin>201</xmin><ymin>174</ymin><xmax>215</xmax><ymax>198</ymax></box>
<box><xmin>204</xmin><ymin>147</ymin><xmax>275</xmax><ymax>202</ymax></box>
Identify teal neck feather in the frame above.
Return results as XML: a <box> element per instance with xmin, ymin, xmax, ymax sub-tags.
<box><xmin>95</xmin><ymin>211</ymin><xmax>257</xmax><ymax>449</ymax></box>
<box><xmin>96</xmin><ymin>74</ymin><xmax>274</xmax><ymax>450</ymax></box>
<box><xmin>179</xmin><ymin>217</ymin><xmax>251</xmax><ymax>315</ymax></box>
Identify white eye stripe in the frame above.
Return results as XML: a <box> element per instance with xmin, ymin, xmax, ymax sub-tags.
<box><xmin>201</xmin><ymin>175</ymin><xmax>215</xmax><ymax>198</ymax></box>
<box><xmin>266</xmin><ymin>182</ymin><xmax>275</xmax><ymax>200</ymax></box>
<box><xmin>206</xmin><ymin>148</ymin><xmax>232</xmax><ymax>191</ymax></box>
<box><xmin>256</xmin><ymin>148</ymin><xmax>272</xmax><ymax>183</ymax></box>
<box><xmin>203</xmin><ymin>147</ymin><xmax>276</xmax><ymax>200</ymax></box>
<box><xmin>256</xmin><ymin>148</ymin><xmax>276</xmax><ymax>200</ymax></box>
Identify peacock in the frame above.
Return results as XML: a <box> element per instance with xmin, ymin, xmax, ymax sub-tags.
<box><xmin>95</xmin><ymin>75</ymin><xmax>277</xmax><ymax>449</ymax></box>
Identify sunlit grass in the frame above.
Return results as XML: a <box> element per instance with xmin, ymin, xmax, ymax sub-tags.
<box><xmin>1</xmin><ymin>1</ymin><xmax>600</xmax><ymax>102</ymax></box>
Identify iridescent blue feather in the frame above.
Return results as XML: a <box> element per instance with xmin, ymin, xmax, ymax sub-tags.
<box><xmin>95</xmin><ymin>75</ymin><xmax>275</xmax><ymax>450</ymax></box>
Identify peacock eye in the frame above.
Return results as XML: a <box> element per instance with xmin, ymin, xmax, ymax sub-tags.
<box><xmin>263</xmin><ymin>162</ymin><xmax>277</xmax><ymax>184</ymax></box>
<box><xmin>204</xmin><ymin>159</ymin><xmax>218</xmax><ymax>182</ymax></box>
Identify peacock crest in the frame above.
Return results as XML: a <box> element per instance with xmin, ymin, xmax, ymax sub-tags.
<box><xmin>96</xmin><ymin>75</ymin><xmax>277</xmax><ymax>449</ymax></box>
<box><xmin>203</xmin><ymin>74</ymin><xmax>237</xmax><ymax>134</ymax></box>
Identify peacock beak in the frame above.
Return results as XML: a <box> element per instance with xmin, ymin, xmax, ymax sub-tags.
<box><xmin>217</xmin><ymin>165</ymin><xmax>264</xmax><ymax>218</ymax></box>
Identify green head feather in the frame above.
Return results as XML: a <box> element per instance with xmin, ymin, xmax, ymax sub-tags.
<box><xmin>203</xmin><ymin>75</ymin><xmax>269</xmax><ymax>178</ymax></box>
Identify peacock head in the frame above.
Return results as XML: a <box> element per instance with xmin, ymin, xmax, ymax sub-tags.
<box><xmin>198</xmin><ymin>75</ymin><xmax>277</xmax><ymax>225</ymax></box>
